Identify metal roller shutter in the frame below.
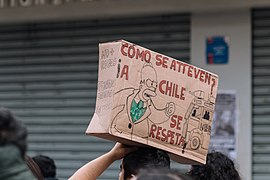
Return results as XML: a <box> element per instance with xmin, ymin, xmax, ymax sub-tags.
<box><xmin>0</xmin><ymin>13</ymin><xmax>190</xmax><ymax>180</ymax></box>
<box><xmin>253</xmin><ymin>9</ymin><xmax>270</xmax><ymax>180</ymax></box>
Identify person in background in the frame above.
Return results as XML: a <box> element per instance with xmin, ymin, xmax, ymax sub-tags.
<box><xmin>26</xmin><ymin>155</ymin><xmax>44</xmax><ymax>180</ymax></box>
<box><xmin>187</xmin><ymin>151</ymin><xmax>241</xmax><ymax>180</ymax></box>
<box><xmin>32</xmin><ymin>155</ymin><xmax>58</xmax><ymax>180</ymax></box>
<box><xmin>136</xmin><ymin>168</ymin><xmax>193</xmax><ymax>180</ymax></box>
<box><xmin>0</xmin><ymin>107</ymin><xmax>36</xmax><ymax>180</ymax></box>
<box><xmin>69</xmin><ymin>142</ymin><xmax>170</xmax><ymax>180</ymax></box>
<box><xmin>121</xmin><ymin>143</ymin><xmax>170</xmax><ymax>180</ymax></box>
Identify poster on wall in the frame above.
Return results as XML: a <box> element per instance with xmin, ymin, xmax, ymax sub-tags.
<box><xmin>206</xmin><ymin>36</ymin><xmax>229</xmax><ymax>64</ymax></box>
<box><xmin>209</xmin><ymin>90</ymin><xmax>237</xmax><ymax>160</ymax></box>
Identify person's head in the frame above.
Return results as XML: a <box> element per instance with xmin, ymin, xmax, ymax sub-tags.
<box><xmin>25</xmin><ymin>155</ymin><xmax>44</xmax><ymax>180</ymax></box>
<box><xmin>0</xmin><ymin>107</ymin><xmax>27</xmax><ymax>157</ymax></box>
<box><xmin>139</xmin><ymin>63</ymin><xmax>158</xmax><ymax>101</ymax></box>
<box><xmin>119</xmin><ymin>147</ymin><xmax>170</xmax><ymax>180</ymax></box>
<box><xmin>187</xmin><ymin>151</ymin><xmax>241</xmax><ymax>180</ymax></box>
<box><xmin>32</xmin><ymin>155</ymin><xmax>57</xmax><ymax>179</ymax></box>
<box><xmin>136</xmin><ymin>168</ymin><xmax>192</xmax><ymax>180</ymax></box>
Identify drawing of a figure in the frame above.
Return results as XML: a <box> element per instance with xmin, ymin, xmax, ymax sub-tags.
<box><xmin>110</xmin><ymin>63</ymin><xmax>175</xmax><ymax>143</ymax></box>
<box><xmin>182</xmin><ymin>90</ymin><xmax>215</xmax><ymax>151</ymax></box>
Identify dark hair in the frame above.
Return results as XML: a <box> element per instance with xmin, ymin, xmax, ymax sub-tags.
<box><xmin>25</xmin><ymin>155</ymin><xmax>44</xmax><ymax>180</ymax></box>
<box><xmin>187</xmin><ymin>151</ymin><xmax>241</xmax><ymax>180</ymax></box>
<box><xmin>137</xmin><ymin>168</ymin><xmax>192</xmax><ymax>180</ymax></box>
<box><xmin>122</xmin><ymin>147</ymin><xmax>170</xmax><ymax>180</ymax></box>
<box><xmin>32</xmin><ymin>155</ymin><xmax>57</xmax><ymax>178</ymax></box>
<box><xmin>0</xmin><ymin>107</ymin><xmax>27</xmax><ymax>157</ymax></box>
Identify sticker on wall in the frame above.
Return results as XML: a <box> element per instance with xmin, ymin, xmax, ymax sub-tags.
<box><xmin>206</xmin><ymin>36</ymin><xmax>229</xmax><ymax>64</ymax></box>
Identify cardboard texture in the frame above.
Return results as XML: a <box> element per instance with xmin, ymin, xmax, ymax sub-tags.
<box><xmin>86</xmin><ymin>40</ymin><xmax>219</xmax><ymax>164</ymax></box>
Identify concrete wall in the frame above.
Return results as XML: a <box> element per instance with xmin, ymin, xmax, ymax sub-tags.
<box><xmin>191</xmin><ymin>10</ymin><xmax>252</xmax><ymax>180</ymax></box>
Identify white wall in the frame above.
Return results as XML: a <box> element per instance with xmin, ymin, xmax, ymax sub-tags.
<box><xmin>191</xmin><ymin>10</ymin><xmax>252</xmax><ymax>180</ymax></box>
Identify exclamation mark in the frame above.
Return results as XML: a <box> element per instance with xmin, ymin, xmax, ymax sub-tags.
<box><xmin>117</xmin><ymin>59</ymin><xmax>121</xmax><ymax>78</ymax></box>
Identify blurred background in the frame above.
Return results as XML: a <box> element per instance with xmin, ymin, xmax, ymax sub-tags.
<box><xmin>0</xmin><ymin>0</ymin><xmax>270</xmax><ymax>179</ymax></box>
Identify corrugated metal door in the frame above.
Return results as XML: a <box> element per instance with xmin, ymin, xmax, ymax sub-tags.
<box><xmin>0</xmin><ymin>14</ymin><xmax>190</xmax><ymax>180</ymax></box>
<box><xmin>253</xmin><ymin>9</ymin><xmax>270</xmax><ymax>180</ymax></box>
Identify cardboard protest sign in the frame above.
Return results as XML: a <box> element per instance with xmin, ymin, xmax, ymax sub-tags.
<box><xmin>86</xmin><ymin>40</ymin><xmax>219</xmax><ymax>164</ymax></box>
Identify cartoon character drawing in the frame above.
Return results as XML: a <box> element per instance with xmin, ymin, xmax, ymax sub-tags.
<box><xmin>182</xmin><ymin>90</ymin><xmax>215</xmax><ymax>151</ymax></box>
<box><xmin>110</xmin><ymin>63</ymin><xmax>175</xmax><ymax>143</ymax></box>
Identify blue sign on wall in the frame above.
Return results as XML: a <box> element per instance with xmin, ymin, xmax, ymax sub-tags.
<box><xmin>206</xmin><ymin>36</ymin><xmax>229</xmax><ymax>64</ymax></box>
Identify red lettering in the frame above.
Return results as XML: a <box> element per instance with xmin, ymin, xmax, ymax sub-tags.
<box><xmin>159</xmin><ymin>80</ymin><xmax>185</xmax><ymax>100</ymax></box>
<box><xmin>161</xmin><ymin>128</ymin><xmax>167</xmax><ymax>141</ymax></box>
<box><xmin>172</xmin><ymin>84</ymin><xmax>176</xmax><ymax>98</ymax></box>
<box><xmin>145</xmin><ymin>50</ymin><xmax>151</xmax><ymax>63</ymax></box>
<box><xmin>166</xmin><ymin>81</ymin><xmax>172</xmax><ymax>96</ymax></box>
<box><xmin>179</xmin><ymin>136</ymin><xmax>185</xmax><ymax>146</ymax></box>
<box><xmin>175</xmin><ymin>133</ymin><xmax>181</xmax><ymax>144</ymax></box>
<box><xmin>170</xmin><ymin>60</ymin><xmax>176</xmax><ymax>71</ymax></box>
<box><xmin>174</xmin><ymin>84</ymin><xmax>179</xmax><ymax>98</ymax></box>
<box><xmin>156</xmin><ymin>126</ymin><xmax>162</xmax><ymax>140</ymax></box>
<box><xmin>199</xmin><ymin>71</ymin><xmax>205</xmax><ymax>82</ymax></box>
<box><xmin>171</xmin><ymin>115</ymin><xmax>183</xmax><ymax>130</ymax></box>
<box><xmin>122</xmin><ymin>42</ymin><xmax>151</xmax><ymax>63</ymax></box>
<box><xmin>180</xmin><ymin>87</ymin><xmax>185</xmax><ymax>100</ymax></box>
<box><xmin>168</xmin><ymin>130</ymin><xmax>175</xmax><ymax>144</ymax></box>
<box><xmin>149</xmin><ymin>124</ymin><xmax>186</xmax><ymax>147</ymax></box>
<box><xmin>135</xmin><ymin>49</ymin><xmax>144</xmax><ymax>61</ymax></box>
<box><xmin>194</xmin><ymin>68</ymin><xmax>201</xmax><ymax>79</ymax></box>
<box><xmin>135</xmin><ymin>49</ymin><xmax>151</xmax><ymax>63</ymax></box>
<box><xmin>149</xmin><ymin>124</ymin><xmax>157</xmax><ymax>138</ymax></box>
<box><xmin>120</xmin><ymin>65</ymin><xmax>129</xmax><ymax>80</ymax></box>
<box><xmin>187</xmin><ymin>66</ymin><xmax>193</xmax><ymax>77</ymax></box>
<box><xmin>155</xmin><ymin>54</ymin><xmax>168</xmax><ymax>68</ymax></box>
<box><xmin>163</xmin><ymin>57</ymin><xmax>168</xmax><ymax>68</ymax></box>
<box><xmin>177</xmin><ymin>61</ymin><xmax>182</xmax><ymax>72</ymax></box>
<box><xmin>128</xmin><ymin>45</ymin><xmax>135</xmax><ymax>58</ymax></box>
<box><xmin>170</xmin><ymin>115</ymin><xmax>177</xmax><ymax>128</ymax></box>
<box><xmin>159</xmin><ymin>80</ymin><xmax>166</xmax><ymax>94</ymax></box>
<box><xmin>205</xmin><ymin>73</ymin><xmax>211</xmax><ymax>85</ymax></box>
<box><xmin>176</xmin><ymin>116</ymin><xmax>183</xmax><ymax>130</ymax></box>
<box><xmin>181</xmin><ymin>63</ymin><xmax>188</xmax><ymax>74</ymax></box>
<box><xmin>121</xmin><ymin>42</ymin><xmax>128</xmax><ymax>56</ymax></box>
<box><xmin>156</xmin><ymin>54</ymin><xmax>162</xmax><ymax>66</ymax></box>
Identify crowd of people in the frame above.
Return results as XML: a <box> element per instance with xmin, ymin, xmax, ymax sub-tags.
<box><xmin>0</xmin><ymin>106</ymin><xmax>241</xmax><ymax>180</ymax></box>
<box><xmin>0</xmin><ymin>107</ymin><xmax>57</xmax><ymax>180</ymax></box>
<box><xmin>69</xmin><ymin>142</ymin><xmax>241</xmax><ymax>180</ymax></box>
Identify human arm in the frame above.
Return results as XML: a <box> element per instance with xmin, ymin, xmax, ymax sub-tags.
<box><xmin>69</xmin><ymin>143</ymin><xmax>137</xmax><ymax>180</ymax></box>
